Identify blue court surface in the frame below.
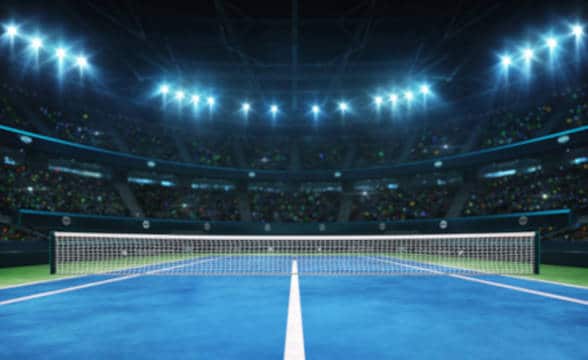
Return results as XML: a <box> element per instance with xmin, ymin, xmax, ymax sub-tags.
<box><xmin>1</xmin><ymin>256</ymin><xmax>588</xmax><ymax>359</ymax></box>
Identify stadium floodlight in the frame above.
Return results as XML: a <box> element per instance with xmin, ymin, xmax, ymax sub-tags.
<box><xmin>404</xmin><ymin>91</ymin><xmax>414</xmax><ymax>101</ymax></box>
<box><xmin>270</xmin><ymin>104</ymin><xmax>279</xmax><ymax>114</ymax></box>
<box><xmin>191</xmin><ymin>94</ymin><xmax>200</xmax><ymax>104</ymax></box>
<box><xmin>311</xmin><ymin>105</ymin><xmax>320</xmax><ymax>114</ymax></box>
<box><xmin>175</xmin><ymin>90</ymin><xmax>185</xmax><ymax>101</ymax></box>
<box><xmin>420</xmin><ymin>84</ymin><xmax>430</xmax><ymax>95</ymax></box>
<box><xmin>159</xmin><ymin>84</ymin><xmax>170</xmax><ymax>95</ymax></box>
<box><xmin>374</xmin><ymin>96</ymin><xmax>383</xmax><ymax>107</ymax></box>
<box><xmin>75</xmin><ymin>56</ymin><xmax>88</xmax><ymax>69</ymax></box>
<box><xmin>389</xmin><ymin>93</ymin><xmax>398</xmax><ymax>104</ymax></box>
<box><xmin>522</xmin><ymin>47</ymin><xmax>534</xmax><ymax>62</ymax></box>
<box><xmin>30</xmin><ymin>37</ymin><xmax>43</xmax><ymax>50</ymax></box>
<box><xmin>5</xmin><ymin>25</ymin><xmax>18</xmax><ymax>37</ymax></box>
<box><xmin>501</xmin><ymin>55</ymin><xmax>513</xmax><ymax>68</ymax></box>
<box><xmin>207</xmin><ymin>97</ymin><xmax>215</xmax><ymax>107</ymax></box>
<box><xmin>338</xmin><ymin>102</ymin><xmax>349</xmax><ymax>112</ymax></box>
<box><xmin>242</xmin><ymin>102</ymin><xmax>251</xmax><ymax>113</ymax></box>
<box><xmin>55</xmin><ymin>48</ymin><xmax>67</xmax><ymax>60</ymax></box>
<box><xmin>572</xmin><ymin>24</ymin><xmax>584</xmax><ymax>38</ymax></box>
<box><xmin>546</xmin><ymin>37</ymin><xmax>558</xmax><ymax>50</ymax></box>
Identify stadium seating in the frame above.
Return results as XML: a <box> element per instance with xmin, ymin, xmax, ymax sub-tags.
<box><xmin>250</xmin><ymin>189</ymin><xmax>340</xmax><ymax>222</ymax></box>
<box><xmin>1</xmin><ymin>80</ymin><xmax>588</xmax><ymax>232</ymax></box>
<box><xmin>0</xmin><ymin>164</ymin><xmax>127</xmax><ymax>216</ymax></box>
<box><xmin>0</xmin><ymin>82</ymin><xmax>38</xmax><ymax>133</ymax></box>
<box><xmin>463</xmin><ymin>166</ymin><xmax>588</xmax><ymax>216</ymax></box>
<box><xmin>131</xmin><ymin>183</ymin><xmax>240</xmax><ymax>221</ymax></box>
<box><xmin>350</xmin><ymin>185</ymin><xmax>455</xmax><ymax>221</ymax></box>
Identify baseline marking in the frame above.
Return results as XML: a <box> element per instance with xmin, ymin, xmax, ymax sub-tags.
<box><xmin>284</xmin><ymin>259</ymin><xmax>306</xmax><ymax>360</ymax></box>
<box><xmin>0</xmin><ymin>258</ymin><xmax>219</xmax><ymax>306</ymax></box>
<box><xmin>368</xmin><ymin>257</ymin><xmax>588</xmax><ymax>307</ymax></box>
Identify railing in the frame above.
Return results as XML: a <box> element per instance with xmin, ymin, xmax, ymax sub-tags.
<box><xmin>18</xmin><ymin>209</ymin><xmax>573</xmax><ymax>235</ymax></box>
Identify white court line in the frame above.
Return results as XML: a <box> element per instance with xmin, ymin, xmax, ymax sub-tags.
<box><xmin>508</xmin><ymin>275</ymin><xmax>588</xmax><ymax>290</ymax></box>
<box><xmin>0</xmin><ymin>258</ymin><xmax>219</xmax><ymax>306</ymax></box>
<box><xmin>0</xmin><ymin>256</ymin><xmax>213</xmax><ymax>290</ymax></box>
<box><xmin>368</xmin><ymin>257</ymin><xmax>588</xmax><ymax>307</ymax></box>
<box><xmin>284</xmin><ymin>259</ymin><xmax>306</xmax><ymax>360</ymax></box>
<box><xmin>0</xmin><ymin>274</ymin><xmax>89</xmax><ymax>290</ymax></box>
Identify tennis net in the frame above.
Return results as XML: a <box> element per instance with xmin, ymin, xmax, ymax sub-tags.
<box><xmin>50</xmin><ymin>232</ymin><xmax>538</xmax><ymax>276</ymax></box>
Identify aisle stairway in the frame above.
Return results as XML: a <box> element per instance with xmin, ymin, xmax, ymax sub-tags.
<box><xmin>446</xmin><ymin>183</ymin><xmax>475</xmax><ymax>218</ymax></box>
<box><xmin>114</xmin><ymin>182</ymin><xmax>144</xmax><ymax>218</ymax></box>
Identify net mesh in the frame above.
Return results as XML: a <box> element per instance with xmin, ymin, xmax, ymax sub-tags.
<box><xmin>52</xmin><ymin>232</ymin><xmax>537</xmax><ymax>276</ymax></box>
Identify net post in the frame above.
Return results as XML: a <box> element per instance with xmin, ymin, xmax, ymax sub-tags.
<box><xmin>534</xmin><ymin>231</ymin><xmax>541</xmax><ymax>275</ymax></box>
<box><xmin>49</xmin><ymin>232</ymin><xmax>56</xmax><ymax>275</ymax></box>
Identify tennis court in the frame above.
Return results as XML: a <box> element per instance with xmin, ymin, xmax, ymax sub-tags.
<box><xmin>2</xmin><ymin>251</ymin><xmax>588</xmax><ymax>359</ymax></box>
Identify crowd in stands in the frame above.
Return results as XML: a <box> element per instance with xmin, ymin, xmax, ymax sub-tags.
<box><xmin>250</xmin><ymin>190</ymin><xmax>340</xmax><ymax>222</ymax></box>
<box><xmin>38</xmin><ymin>105</ymin><xmax>120</xmax><ymax>150</ymax></box>
<box><xmin>115</xmin><ymin>121</ymin><xmax>181</xmax><ymax>161</ymax></box>
<box><xmin>4</xmin><ymin>79</ymin><xmax>588</xmax><ymax>241</ymax></box>
<box><xmin>350</xmin><ymin>185</ymin><xmax>454</xmax><ymax>221</ymax></box>
<box><xmin>555</xmin><ymin>84</ymin><xmax>588</xmax><ymax>131</ymax></box>
<box><xmin>243</xmin><ymin>137</ymin><xmax>290</xmax><ymax>169</ymax></box>
<box><xmin>355</xmin><ymin>138</ymin><xmax>403</xmax><ymax>166</ymax></box>
<box><xmin>0</xmin><ymin>164</ymin><xmax>127</xmax><ymax>216</ymax></box>
<box><xmin>463</xmin><ymin>167</ymin><xmax>588</xmax><ymax>216</ymax></box>
<box><xmin>3</xmin><ymin>79</ymin><xmax>588</xmax><ymax>171</ymax></box>
<box><xmin>409</xmin><ymin>120</ymin><xmax>468</xmax><ymax>160</ymax></box>
<box><xmin>186</xmin><ymin>137</ymin><xmax>234</xmax><ymax>167</ymax></box>
<box><xmin>0</xmin><ymin>82</ymin><xmax>38</xmax><ymax>132</ymax></box>
<box><xmin>131</xmin><ymin>184</ymin><xmax>239</xmax><ymax>221</ymax></box>
<box><xmin>0</xmin><ymin>224</ymin><xmax>27</xmax><ymax>241</ymax></box>
<box><xmin>0</xmin><ymin>160</ymin><xmax>587</xmax><ymax>233</ymax></box>
<box><xmin>301</xmin><ymin>137</ymin><xmax>346</xmax><ymax>169</ymax></box>
<box><xmin>477</xmin><ymin>104</ymin><xmax>552</xmax><ymax>148</ymax></box>
<box><xmin>570</xmin><ymin>224</ymin><xmax>588</xmax><ymax>241</ymax></box>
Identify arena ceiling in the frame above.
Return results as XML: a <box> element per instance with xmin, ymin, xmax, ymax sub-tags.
<box><xmin>0</xmin><ymin>0</ymin><xmax>586</xmax><ymax>113</ymax></box>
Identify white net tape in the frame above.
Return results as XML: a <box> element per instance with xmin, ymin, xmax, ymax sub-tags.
<box><xmin>52</xmin><ymin>232</ymin><xmax>537</xmax><ymax>276</ymax></box>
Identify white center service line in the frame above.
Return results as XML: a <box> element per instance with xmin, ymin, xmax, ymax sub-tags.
<box><xmin>368</xmin><ymin>256</ymin><xmax>588</xmax><ymax>307</ymax></box>
<box><xmin>0</xmin><ymin>258</ymin><xmax>219</xmax><ymax>306</ymax></box>
<box><xmin>284</xmin><ymin>259</ymin><xmax>306</xmax><ymax>360</ymax></box>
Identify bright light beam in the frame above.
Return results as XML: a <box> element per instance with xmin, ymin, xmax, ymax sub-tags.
<box><xmin>207</xmin><ymin>97</ymin><xmax>215</xmax><ymax>107</ymax></box>
<box><xmin>270</xmin><ymin>105</ymin><xmax>279</xmax><ymax>114</ymax></box>
<box><xmin>501</xmin><ymin>55</ymin><xmax>513</xmax><ymax>68</ymax></box>
<box><xmin>56</xmin><ymin>48</ymin><xmax>67</xmax><ymax>60</ymax></box>
<box><xmin>404</xmin><ymin>91</ymin><xmax>414</xmax><ymax>102</ymax></box>
<box><xmin>6</xmin><ymin>25</ymin><xmax>18</xmax><ymax>37</ymax></box>
<box><xmin>242</xmin><ymin>102</ymin><xmax>251</xmax><ymax>113</ymax></box>
<box><xmin>420</xmin><ymin>84</ymin><xmax>430</xmax><ymax>95</ymax></box>
<box><xmin>338</xmin><ymin>102</ymin><xmax>349</xmax><ymax>112</ymax></box>
<box><xmin>311</xmin><ymin>105</ymin><xmax>320</xmax><ymax>114</ymax></box>
<box><xmin>546</xmin><ymin>37</ymin><xmax>558</xmax><ymax>50</ymax></box>
<box><xmin>75</xmin><ymin>56</ymin><xmax>88</xmax><ymax>69</ymax></box>
<box><xmin>191</xmin><ymin>94</ymin><xmax>200</xmax><ymax>104</ymax></box>
<box><xmin>522</xmin><ymin>47</ymin><xmax>534</xmax><ymax>62</ymax></box>
<box><xmin>374</xmin><ymin>96</ymin><xmax>383</xmax><ymax>107</ymax></box>
<box><xmin>572</xmin><ymin>24</ymin><xmax>584</xmax><ymax>38</ymax></box>
<box><xmin>159</xmin><ymin>85</ymin><xmax>170</xmax><ymax>95</ymax></box>
<box><xmin>175</xmin><ymin>90</ymin><xmax>185</xmax><ymax>101</ymax></box>
<box><xmin>31</xmin><ymin>37</ymin><xmax>43</xmax><ymax>50</ymax></box>
<box><xmin>389</xmin><ymin>94</ymin><xmax>398</xmax><ymax>104</ymax></box>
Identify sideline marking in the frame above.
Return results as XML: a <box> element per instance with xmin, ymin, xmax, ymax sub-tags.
<box><xmin>0</xmin><ymin>275</ymin><xmax>88</xmax><ymax>290</ymax></box>
<box><xmin>0</xmin><ymin>258</ymin><xmax>218</xmax><ymax>306</ymax></box>
<box><xmin>284</xmin><ymin>259</ymin><xmax>306</xmax><ymax>360</ymax></box>
<box><xmin>369</xmin><ymin>257</ymin><xmax>588</xmax><ymax>307</ymax></box>
<box><xmin>508</xmin><ymin>275</ymin><xmax>588</xmax><ymax>290</ymax></box>
<box><xmin>0</xmin><ymin>256</ymin><xmax>211</xmax><ymax>290</ymax></box>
